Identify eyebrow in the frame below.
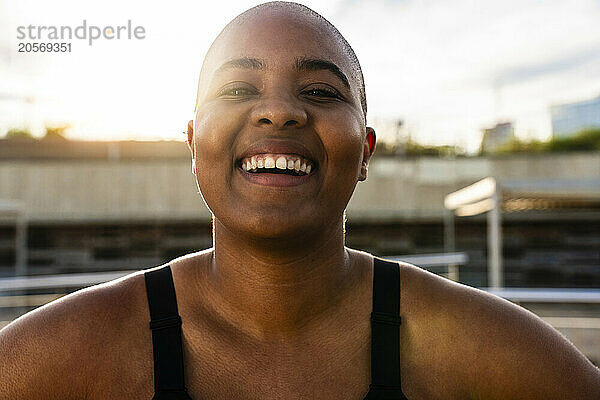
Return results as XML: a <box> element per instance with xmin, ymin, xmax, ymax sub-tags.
<box><xmin>215</xmin><ymin>57</ymin><xmax>266</xmax><ymax>73</ymax></box>
<box><xmin>214</xmin><ymin>56</ymin><xmax>350</xmax><ymax>89</ymax></box>
<box><xmin>294</xmin><ymin>57</ymin><xmax>350</xmax><ymax>90</ymax></box>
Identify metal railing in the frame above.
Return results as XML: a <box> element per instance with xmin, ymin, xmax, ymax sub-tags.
<box><xmin>2</xmin><ymin>262</ymin><xmax>599</xmax><ymax>332</ymax></box>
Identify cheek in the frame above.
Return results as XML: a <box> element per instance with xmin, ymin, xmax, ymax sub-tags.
<box><xmin>193</xmin><ymin>107</ymin><xmax>243</xmax><ymax>198</ymax></box>
<box><xmin>322</xmin><ymin>116</ymin><xmax>364</xmax><ymax>177</ymax></box>
<box><xmin>316</xmin><ymin>113</ymin><xmax>365</xmax><ymax>210</ymax></box>
<box><xmin>194</xmin><ymin>108</ymin><xmax>237</xmax><ymax>161</ymax></box>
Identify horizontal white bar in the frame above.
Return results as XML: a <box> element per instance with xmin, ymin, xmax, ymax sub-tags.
<box><xmin>485</xmin><ymin>288</ymin><xmax>600</xmax><ymax>303</ymax></box>
<box><xmin>0</xmin><ymin>293</ymin><xmax>64</xmax><ymax>307</ymax></box>
<box><xmin>390</xmin><ymin>252</ymin><xmax>468</xmax><ymax>266</ymax></box>
<box><xmin>0</xmin><ymin>270</ymin><xmax>137</xmax><ymax>291</ymax></box>
<box><xmin>542</xmin><ymin>317</ymin><xmax>600</xmax><ymax>329</ymax></box>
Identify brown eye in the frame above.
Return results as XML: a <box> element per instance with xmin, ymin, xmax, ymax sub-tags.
<box><xmin>217</xmin><ymin>84</ymin><xmax>258</xmax><ymax>99</ymax></box>
<box><xmin>225</xmin><ymin>88</ymin><xmax>250</xmax><ymax>96</ymax></box>
<box><xmin>301</xmin><ymin>86</ymin><xmax>342</xmax><ymax>100</ymax></box>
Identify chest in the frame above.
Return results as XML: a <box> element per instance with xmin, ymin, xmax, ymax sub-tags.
<box><xmin>85</xmin><ymin>301</ymin><xmax>470</xmax><ymax>400</ymax></box>
<box><xmin>87</xmin><ymin>317</ymin><xmax>373</xmax><ymax>400</ymax></box>
<box><xmin>181</xmin><ymin>319</ymin><xmax>372</xmax><ymax>400</ymax></box>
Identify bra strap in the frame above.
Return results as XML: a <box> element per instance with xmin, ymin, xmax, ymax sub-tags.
<box><xmin>145</xmin><ymin>266</ymin><xmax>188</xmax><ymax>394</ymax></box>
<box><xmin>369</xmin><ymin>258</ymin><xmax>404</xmax><ymax>396</ymax></box>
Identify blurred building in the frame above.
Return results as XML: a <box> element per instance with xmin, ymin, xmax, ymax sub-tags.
<box><xmin>551</xmin><ymin>95</ymin><xmax>600</xmax><ymax>138</ymax></box>
<box><xmin>0</xmin><ymin>138</ymin><xmax>599</xmax><ymax>288</ymax></box>
<box><xmin>480</xmin><ymin>122</ymin><xmax>514</xmax><ymax>153</ymax></box>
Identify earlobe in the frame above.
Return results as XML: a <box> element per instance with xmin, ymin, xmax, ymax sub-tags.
<box><xmin>187</xmin><ymin>120</ymin><xmax>194</xmax><ymax>149</ymax></box>
<box><xmin>187</xmin><ymin>120</ymin><xmax>196</xmax><ymax>175</ymax></box>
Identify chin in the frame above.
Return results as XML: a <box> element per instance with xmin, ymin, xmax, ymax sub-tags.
<box><xmin>217</xmin><ymin>210</ymin><xmax>336</xmax><ymax>242</ymax></box>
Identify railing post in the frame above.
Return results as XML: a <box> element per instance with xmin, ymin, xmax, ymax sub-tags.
<box><xmin>488</xmin><ymin>188</ymin><xmax>502</xmax><ymax>288</ymax></box>
<box><xmin>444</xmin><ymin>208</ymin><xmax>458</xmax><ymax>281</ymax></box>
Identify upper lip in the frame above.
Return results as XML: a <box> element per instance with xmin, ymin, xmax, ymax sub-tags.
<box><xmin>237</xmin><ymin>139</ymin><xmax>318</xmax><ymax>166</ymax></box>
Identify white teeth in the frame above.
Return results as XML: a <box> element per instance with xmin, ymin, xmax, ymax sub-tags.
<box><xmin>276</xmin><ymin>156</ymin><xmax>287</xmax><ymax>169</ymax></box>
<box><xmin>241</xmin><ymin>154</ymin><xmax>314</xmax><ymax>175</ymax></box>
<box><xmin>264</xmin><ymin>156</ymin><xmax>275</xmax><ymax>169</ymax></box>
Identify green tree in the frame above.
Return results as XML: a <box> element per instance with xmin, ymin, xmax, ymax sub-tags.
<box><xmin>485</xmin><ymin>127</ymin><xmax>600</xmax><ymax>155</ymax></box>
<box><xmin>547</xmin><ymin>128</ymin><xmax>600</xmax><ymax>152</ymax></box>
<box><xmin>43</xmin><ymin>124</ymin><xmax>70</xmax><ymax>140</ymax></box>
<box><xmin>5</xmin><ymin>128</ymin><xmax>33</xmax><ymax>139</ymax></box>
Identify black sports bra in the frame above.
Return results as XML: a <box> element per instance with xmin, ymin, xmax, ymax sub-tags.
<box><xmin>144</xmin><ymin>257</ymin><xmax>409</xmax><ymax>399</ymax></box>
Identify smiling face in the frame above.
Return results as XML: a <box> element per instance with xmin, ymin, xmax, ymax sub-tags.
<box><xmin>190</xmin><ymin>4</ymin><xmax>374</xmax><ymax>241</ymax></box>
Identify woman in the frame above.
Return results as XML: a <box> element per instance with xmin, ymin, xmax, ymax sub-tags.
<box><xmin>1</xmin><ymin>2</ymin><xmax>599</xmax><ymax>399</ymax></box>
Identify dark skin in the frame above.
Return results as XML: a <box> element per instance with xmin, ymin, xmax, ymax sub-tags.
<box><xmin>1</xmin><ymin>6</ymin><xmax>599</xmax><ymax>400</ymax></box>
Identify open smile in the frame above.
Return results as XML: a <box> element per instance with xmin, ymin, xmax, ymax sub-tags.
<box><xmin>236</xmin><ymin>153</ymin><xmax>317</xmax><ymax>187</ymax></box>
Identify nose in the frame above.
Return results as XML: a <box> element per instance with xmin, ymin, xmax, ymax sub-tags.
<box><xmin>250</xmin><ymin>95</ymin><xmax>308</xmax><ymax>129</ymax></box>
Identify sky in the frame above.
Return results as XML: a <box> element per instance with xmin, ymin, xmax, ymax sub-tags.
<box><xmin>1</xmin><ymin>0</ymin><xmax>600</xmax><ymax>152</ymax></box>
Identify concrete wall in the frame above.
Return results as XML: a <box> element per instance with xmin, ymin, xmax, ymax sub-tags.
<box><xmin>350</xmin><ymin>152</ymin><xmax>600</xmax><ymax>221</ymax></box>
<box><xmin>1</xmin><ymin>148</ymin><xmax>598</xmax><ymax>223</ymax></box>
<box><xmin>0</xmin><ymin>160</ymin><xmax>207</xmax><ymax>222</ymax></box>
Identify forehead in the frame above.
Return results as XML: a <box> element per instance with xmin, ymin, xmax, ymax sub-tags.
<box><xmin>201</xmin><ymin>11</ymin><xmax>359</xmax><ymax>87</ymax></box>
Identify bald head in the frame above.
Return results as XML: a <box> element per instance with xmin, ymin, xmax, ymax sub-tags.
<box><xmin>195</xmin><ymin>1</ymin><xmax>367</xmax><ymax>118</ymax></box>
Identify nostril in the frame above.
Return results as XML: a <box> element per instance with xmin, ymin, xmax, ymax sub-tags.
<box><xmin>283</xmin><ymin>120</ymin><xmax>298</xmax><ymax>127</ymax></box>
<box><xmin>258</xmin><ymin>118</ymin><xmax>272</xmax><ymax>124</ymax></box>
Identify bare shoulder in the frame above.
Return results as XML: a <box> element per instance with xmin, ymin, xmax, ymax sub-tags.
<box><xmin>0</xmin><ymin>269</ymin><xmax>152</xmax><ymax>399</ymax></box>
<box><xmin>397</xmin><ymin>262</ymin><xmax>600</xmax><ymax>400</ymax></box>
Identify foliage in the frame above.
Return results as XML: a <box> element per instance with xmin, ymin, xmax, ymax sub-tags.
<box><xmin>43</xmin><ymin>124</ymin><xmax>70</xmax><ymax>140</ymax></box>
<box><xmin>5</xmin><ymin>128</ymin><xmax>33</xmax><ymax>139</ymax></box>
<box><xmin>374</xmin><ymin>139</ymin><xmax>466</xmax><ymax>157</ymax></box>
<box><xmin>375</xmin><ymin>127</ymin><xmax>600</xmax><ymax>158</ymax></box>
<box><xmin>490</xmin><ymin>127</ymin><xmax>600</xmax><ymax>155</ymax></box>
<box><xmin>547</xmin><ymin>128</ymin><xmax>600</xmax><ymax>152</ymax></box>
<box><xmin>3</xmin><ymin>125</ymin><xmax>71</xmax><ymax>140</ymax></box>
<box><xmin>405</xmin><ymin>140</ymin><xmax>465</xmax><ymax>157</ymax></box>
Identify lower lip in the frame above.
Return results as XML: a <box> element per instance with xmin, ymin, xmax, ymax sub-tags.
<box><xmin>237</xmin><ymin>167</ymin><xmax>315</xmax><ymax>187</ymax></box>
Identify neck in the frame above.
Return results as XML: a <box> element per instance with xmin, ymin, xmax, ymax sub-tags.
<box><xmin>204</xmin><ymin>216</ymin><xmax>356</xmax><ymax>342</ymax></box>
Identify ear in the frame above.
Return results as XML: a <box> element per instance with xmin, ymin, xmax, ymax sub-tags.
<box><xmin>359</xmin><ymin>127</ymin><xmax>376</xmax><ymax>182</ymax></box>
<box><xmin>186</xmin><ymin>120</ymin><xmax>196</xmax><ymax>174</ymax></box>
